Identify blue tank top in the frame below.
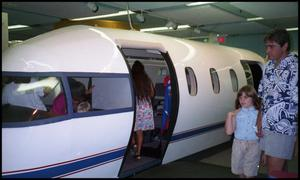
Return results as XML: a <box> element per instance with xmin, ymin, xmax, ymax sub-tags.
<box><xmin>234</xmin><ymin>106</ymin><xmax>259</xmax><ymax>141</ymax></box>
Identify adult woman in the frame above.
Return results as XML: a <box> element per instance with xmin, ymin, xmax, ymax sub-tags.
<box><xmin>256</xmin><ymin>28</ymin><xmax>298</xmax><ymax>177</ymax></box>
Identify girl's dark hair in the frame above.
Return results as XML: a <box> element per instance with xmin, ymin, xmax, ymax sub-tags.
<box><xmin>131</xmin><ymin>61</ymin><xmax>153</xmax><ymax>102</ymax></box>
<box><xmin>68</xmin><ymin>78</ymin><xmax>86</xmax><ymax>101</ymax></box>
<box><xmin>264</xmin><ymin>28</ymin><xmax>291</xmax><ymax>51</ymax></box>
<box><xmin>235</xmin><ymin>85</ymin><xmax>261</xmax><ymax>110</ymax></box>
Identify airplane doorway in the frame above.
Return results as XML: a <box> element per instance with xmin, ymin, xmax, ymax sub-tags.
<box><xmin>240</xmin><ymin>61</ymin><xmax>263</xmax><ymax>91</ymax></box>
<box><xmin>118</xmin><ymin>48</ymin><xmax>179</xmax><ymax>177</ymax></box>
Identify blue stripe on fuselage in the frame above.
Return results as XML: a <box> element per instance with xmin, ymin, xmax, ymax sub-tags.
<box><xmin>2</xmin><ymin>148</ymin><xmax>126</xmax><ymax>178</ymax></box>
<box><xmin>3</xmin><ymin>123</ymin><xmax>225</xmax><ymax>178</ymax></box>
<box><xmin>170</xmin><ymin>122</ymin><xmax>225</xmax><ymax>143</ymax></box>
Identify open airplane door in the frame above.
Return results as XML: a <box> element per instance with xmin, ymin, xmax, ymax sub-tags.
<box><xmin>116</xmin><ymin>43</ymin><xmax>179</xmax><ymax>177</ymax></box>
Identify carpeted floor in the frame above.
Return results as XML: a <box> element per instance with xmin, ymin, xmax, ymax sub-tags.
<box><xmin>131</xmin><ymin>141</ymin><xmax>298</xmax><ymax>178</ymax></box>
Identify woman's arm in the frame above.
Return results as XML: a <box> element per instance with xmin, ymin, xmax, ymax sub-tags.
<box><xmin>256</xmin><ymin>110</ymin><xmax>263</xmax><ymax>137</ymax></box>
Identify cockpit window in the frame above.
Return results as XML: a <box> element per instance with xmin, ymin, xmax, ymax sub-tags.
<box><xmin>2</xmin><ymin>75</ymin><xmax>65</xmax><ymax>122</ymax></box>
<box><xmin>67</xmin><ymin>76</ymin><xmax>132</xmax><ymax>112</ymax></box>
<box><xmin>2</xmin><ymin>74</ymin><xmax>133</xmax><ymax>124</ymax></box>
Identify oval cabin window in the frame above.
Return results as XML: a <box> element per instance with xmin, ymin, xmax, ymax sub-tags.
<box><xmin>209</xmin><ymin>68</ymin><xmax>220</xmax><ymax>94</ymax></box>
<box><xmin>185</xmin><ymin>67</ymin><xmax>197</xmax><ymax>96</ymax></box>
<box><xmin>229</xmin><ymin>69</ymin><xmax>238</xmax><ymax>92</ymax></box>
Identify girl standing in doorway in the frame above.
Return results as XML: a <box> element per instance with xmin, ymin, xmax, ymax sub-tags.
<box><xmin>131</xmin><ymin>61</ymin><xmax>155</xmax><ymax>160</ymax></box>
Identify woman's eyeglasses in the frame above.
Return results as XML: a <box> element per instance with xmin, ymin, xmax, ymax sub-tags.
<box><xmin>265</xmin><ymin>43</ymin><xmax>281</xmax><ymax>49</ymax></box>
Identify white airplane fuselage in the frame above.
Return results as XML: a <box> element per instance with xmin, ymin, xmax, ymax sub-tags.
<box><xmin>2</xmin><ymin>25</ymin><xmax>264</xmax><ymax>178</ymax></box>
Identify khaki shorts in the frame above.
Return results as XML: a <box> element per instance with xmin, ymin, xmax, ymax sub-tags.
<box><xmin>259</xmin><ymin>130</ymin><xmax>296</xmax><ymax>160</ymax></box>
<box><xmin>231</xmin><ymin>138</ymin><xmax>261</xmax><ymax>177</ymax></box>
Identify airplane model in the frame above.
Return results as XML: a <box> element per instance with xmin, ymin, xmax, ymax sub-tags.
<box><xmin>2</xmin><ymin>25</ymin><xmax>264</xmax><ymax>178</ymax></box>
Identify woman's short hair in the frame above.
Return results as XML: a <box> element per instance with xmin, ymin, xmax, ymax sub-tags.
<box><xmin>264</xmin><ymin>28</ymin><xmax>291</xmax><ymax>51</ymax></box>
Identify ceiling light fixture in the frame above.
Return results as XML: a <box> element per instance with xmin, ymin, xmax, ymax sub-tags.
<box><xmin>8</xmin><ymin>25</ymin><xmax>30</xmax><ymax>30</ymax></box>
<box><xmin>71</xmin><ymin>10</ymin><xmax>136</xmax><ymax>21</ymax></box>
<box><xmin>185</xmin><ymin>36</ymin><xmax>209</xmax><ymax>40</ymax></box>
<box><xmin>246</xmin><ymin>17</ymin><xmax>264</xmax><ymax>21</ymax></box>
<box><xmin>87</xmin><ymin>2</ymin><xmax>99</xmax><ymax>13</ymax></box>
<box><xmin>141</xmin><ymin>25</ymin><xmax>190</xmax><ymax>32</ymax></box>
<box><xmin>193</xmin><ymin>27</ymin><xmax>201</xmax><ymax>34</ymax></box>
<box><xmin>178</xmin><ymin>25</ymin><xmax>191</xmax><ymax>29</ymax></box>
<box><xmin>286</xmin><ymin>27</ymin><xmax>298</xmax><ymax>31</ymax></box>
<box><xmin>186</xmin><ymin>2</ymin><xmax>215</xmax><ymax>7</ymax></box>
<box><xmin>141</xmin><ymin>27</ymin><xmax>169</xmax><ymax>32</ymax></box>
<box><xmin>135</xmin><ymin>10</ymin><xmax>145</xmax><ymax>23</ymax></box>
<box><xmin>165</xmin><ymin>20</ymin><xmax>178</xmax><ymax>30</ymax></box>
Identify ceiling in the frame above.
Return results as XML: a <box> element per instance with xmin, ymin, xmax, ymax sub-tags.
<box><xmin>2</xmin><ymin>2</ymin><xmax>298</xmax><ymax>41</ymax></box>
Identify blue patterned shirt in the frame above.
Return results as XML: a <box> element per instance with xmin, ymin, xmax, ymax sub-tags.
<box><xmin>234</xmin><ymin>107</ymin><xmax>259</xmax><ymax>141</ymax></box>
<box><xmin>258</xmin><ymin>53</ymin><xmax>298</xmax><ymax>136</ymax></box>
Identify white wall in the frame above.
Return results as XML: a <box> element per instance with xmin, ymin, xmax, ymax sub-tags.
<box><xmin>223</xmin><ymin>31</ymin><xmax>298</xmax><ymax>57</ymax></box>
